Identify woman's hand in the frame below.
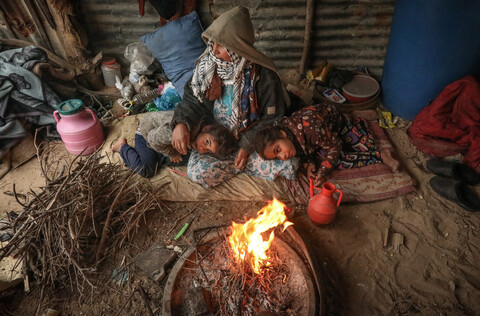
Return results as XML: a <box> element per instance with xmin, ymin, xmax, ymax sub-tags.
<box><xmin>172</xmin><ymin>123</ymin><xmax>190</xmax><ymax>155</ymax></box>
<box><xmin>234</xmin><ymin>148</ymin><xmax>249</xmax><ymax>169</ymax></box>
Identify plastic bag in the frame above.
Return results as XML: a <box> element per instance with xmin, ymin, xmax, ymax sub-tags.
<box><xmin>154</xmin><ymin>82</ymin><xmax>181</xmax><ymax>111</ymax></box>
<box><xmin>124</xmin><ymin>42</ymin><xmax>154</xmax><ymax>75</ymax></box>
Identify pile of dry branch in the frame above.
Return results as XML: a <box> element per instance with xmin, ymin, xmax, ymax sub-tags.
<box><xmin>0</xmin><ymin>140</ymin><xmax>164</xmax><ymax>296</ymax></box>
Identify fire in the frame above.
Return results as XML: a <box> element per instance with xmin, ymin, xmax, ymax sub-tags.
<box><xmin>228</xmin><ymin>198</ymin><xmax>293</xmax><ymax>274</ymax></box>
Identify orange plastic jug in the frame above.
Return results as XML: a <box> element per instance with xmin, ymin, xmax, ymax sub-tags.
<box><xmin>53</xmin><ymin>99</ymin><xmax>104</xmax><ymax>156</ymax></box>
<box><xmin>307</xmin><ymin>178</ymin><xmax>343</xmax><ymax>225</ymax></box>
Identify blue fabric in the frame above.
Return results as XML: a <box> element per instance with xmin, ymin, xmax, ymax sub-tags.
<box><xmin>213</xmin><ymin>84</ymin><xmax>235</xmax><ymax>129</ymax></box>
<box><xmin>141</xmin><ymin>11</ymin><xmax>206</xmax><ymax>96</ymax></box>
<box><xmin>240</xmin><ymin>64</ymin><xmax>258</xmax><ymax>129</ymax></box>
<box><xmin>154</xmin><ymin>86</ymin><xmax>182</xmax><ymax>110</ymax></box>
<box><xmin>119</xmin><ymin>133</ymin><xmax>169</xmax><ymax>178</ymax></box>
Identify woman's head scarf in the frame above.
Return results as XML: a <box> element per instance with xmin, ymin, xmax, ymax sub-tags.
<box><xmin>190</xmin><ymin>6</ymin><xmax>289</xmax><ymax>109</ymax></box>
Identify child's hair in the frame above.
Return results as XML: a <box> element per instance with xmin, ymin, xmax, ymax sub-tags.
<box><xmin>254</xmin><ymin>126</ymin><xmax>285</xmax><ymax>158</ymax></box>
<box><xmin>200</xmin><ymin>124</ymin><xmax>238</xmax><ymax>158</ymax></box>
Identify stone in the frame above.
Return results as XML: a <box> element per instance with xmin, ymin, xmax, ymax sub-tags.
<box><xmin>133</xmin><ymin>244</ymin><xmax>177</xmax><ymax>282</ymax></box>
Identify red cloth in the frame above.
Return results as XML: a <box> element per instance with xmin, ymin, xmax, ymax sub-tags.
<box><xmin>138</xmin><ymin>0</ymin><xmax>145</xmax><ymax>16</ymax></box>
<box><xmin>407</xmin><ymin>75</ymin><xmax>480</xmax><ymax>172</ymax></box>
<box><xmin>159</xmin><ymin>0</ymin><xmax>196</xmax><ymax>26</ymax></box>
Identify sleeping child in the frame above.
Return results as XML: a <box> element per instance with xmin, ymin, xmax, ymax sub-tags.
<box><xmin>112</xmin><ymin>111</ymin><xmax>237</xmax><ymax>178</ymax></box>
<box><xmin>254</xmin><ymin>103</ymin><xmax>383</xmax><ymax>185</ymax></box>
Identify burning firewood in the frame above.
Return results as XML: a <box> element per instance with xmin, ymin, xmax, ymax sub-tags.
<box><xmin>167</xmin><ymin>200</ymin><xmax>308</xmax><ymax>315</ymax></box>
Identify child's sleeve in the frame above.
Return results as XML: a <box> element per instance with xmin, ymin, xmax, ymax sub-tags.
<box><xmin>145</xmin><ymin>128</ymin><xmax>180</xmax><ymax>158</ymax></box>
<box><xmin>313</xmin><ymin>135</ymin><xmax>343</xmax><ymax>181</ymax></box>
<box><xmin>142</xmin><ymin>113</ymin><xmax>180</xmax><ymax>158</ymax></box>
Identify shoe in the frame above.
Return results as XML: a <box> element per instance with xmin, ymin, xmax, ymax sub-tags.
<box><xmin>429</xmin><ymin>176</ymin><xmax>480</xmax><ymax>212</ymax></box>
<box><xmin>426</xmin><ymin>158</ymin><xmax>480</xmax><ymax>185</ymax></box>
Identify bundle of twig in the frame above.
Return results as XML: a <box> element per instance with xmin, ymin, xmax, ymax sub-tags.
<box><xmin>0</xmin><ymin>141</ymin><xmax>164</xmax><ymax>295</ymax></box>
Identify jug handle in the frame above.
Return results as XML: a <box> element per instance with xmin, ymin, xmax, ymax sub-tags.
<box><xmin>85</xmin><ymin>108</ymin><xmax>98</xmax><ymax>121</ymax></box>
<box><xmin>309</xmin><ymin>178</ymin><xmax>314</xmax><ymax>198</ymax></box>
<box><xmin>53</xmin><ymin>110</ymin><xmax>60</xmax><ymax>123</ymax></box>
<box><xmin>335</xmin><ymin>189</ymin><xmax>343</xmax><ymax>207</ymax></box>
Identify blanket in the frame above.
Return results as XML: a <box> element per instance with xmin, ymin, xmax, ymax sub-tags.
<box><xmin>0</xmin><ymin>46</ymin><xmax>60</xmax><ymax>158</ymax></box>
<box><xmin>288</xmin><ymin>110</ymin><xmax>416</xmax><ymax>204</ymax></box>
<box><xmin>101</xmin><ymin>110</ymin><xmax>415</xmax><ymax>205</ymax></box>
<box><xmin>408</xmin><ymin>75</ymin><xmax>480</xmax><ymax>173</ymax></box>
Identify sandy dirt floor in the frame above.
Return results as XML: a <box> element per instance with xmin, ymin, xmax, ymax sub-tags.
<box><xmin>1</xmin><ymin>120</ymin><xmax>479</xmax><ymax>315</ymax></box>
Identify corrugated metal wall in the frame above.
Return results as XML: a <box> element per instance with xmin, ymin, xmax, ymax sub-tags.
<box><xmin>79</xmin><ymin>0</ymin><xmax>396</xmax><ymax>78</ymax></box>
<box><xmin>79</xmin><ymin>0</ymin><xmax>161</xmax><ymax>67</ymax></box>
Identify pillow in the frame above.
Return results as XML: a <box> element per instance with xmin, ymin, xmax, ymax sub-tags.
<box><xmin>141</xmin><ymin>11</ymin><xmax>206</xmax><ymax>97</ymax></box>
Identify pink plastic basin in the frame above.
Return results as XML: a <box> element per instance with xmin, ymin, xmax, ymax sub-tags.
<box><xmin>342</xmin><ymin>74</ymin><xmax>380</xmax><ymax>103</ymax></box>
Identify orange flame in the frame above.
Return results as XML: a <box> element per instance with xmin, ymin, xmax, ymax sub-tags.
<box><xmin>228</xmin><ymin>198</ymin><xmax>293</xmax><ymax>274</ymax></box>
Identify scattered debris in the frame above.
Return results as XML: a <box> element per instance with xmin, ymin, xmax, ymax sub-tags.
<box><xmin>0</xmin><ymin>242</ymin><xmax>24</xmax><ymax>292</ymax></box>
<box><xmin>112</xmin><ymin>268</ymin><xmax>129</xmax><ymax>286</ymax></box>
<box><xmin>383</xmin><ymin>227</ymin><xmax>389</xmax><ymax>247</ymax></box>
<box><xmin>133</xmin><ymin>244</ymin><xmax>177</xmax><ymax>283</ymax></box>
<box><xmin>137</xmin><ymin>285</ymin><xmax>154</xmax><ymax>316</ymax></box>
<box><xmin>382</xmin><ymin>227</ymin><xmax>405</xmax><ymax>253</ymax></box>
<box><xmin>449</xmin><ymin>280</ymin><xmax>456</xmax><ymax>292</ymax></box>
<box><xmin>42</xmin><ymin>308</ymin><xmax>59</xmax><ymax>316</ymax></box>
<box><xmin>377</xmin><ymin>108</ymin><xmax>397</xmax><ymax>129</ymax></box>
<box><xmin>391</xmin><ymin>233</ymin><xmax>404</xmax><ymax>253</ymax></box>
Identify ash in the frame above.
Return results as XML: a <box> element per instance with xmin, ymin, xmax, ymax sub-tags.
<box><xmin>191</xmin><ymin>235</ymin><xmax>307</xmax><ymax>315</ymax></box>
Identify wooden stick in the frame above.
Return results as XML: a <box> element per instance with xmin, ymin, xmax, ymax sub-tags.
<box><xmin>96</xmin><ymin>173</ymin><xmax>135</xmax><ymax>261</ymax></box>
<box><xmin>165</xmin><ymin>204</ymin><xmax>200</xmax><ymax>236</ymax></box>
<box><xmin>299</xmin><ymin>0</ymin><xmax>315</xmax><ymax>75</ymax></box>
<box><xmin>137</xmin><ymin>285</ymin><xmax>155</xmax><ymax>316</ymax></box>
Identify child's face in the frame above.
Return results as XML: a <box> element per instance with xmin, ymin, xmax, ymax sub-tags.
<box><xmin>192</xmin><ymin>132</ymin><xmax>218</xmax><ymax>154</ymax></box>
<box><xmin>263</xmin><ymin>138</ymin><xmax>296</xmax><ymax>160</ymax></box>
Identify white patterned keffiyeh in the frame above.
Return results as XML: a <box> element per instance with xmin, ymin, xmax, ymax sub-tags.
<box><xmin>191</xmin><ymin>41</ymin><xmax>246</xmax><ymax>128</ymax></box>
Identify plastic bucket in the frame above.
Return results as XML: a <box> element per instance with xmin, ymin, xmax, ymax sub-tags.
<box><xmin>101</xmin><ymin>57</ymin><xmax>121</xmax><ymax>87</ymax></box>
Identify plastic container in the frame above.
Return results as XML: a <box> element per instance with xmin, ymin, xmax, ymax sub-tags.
<box><xmin>53</xmin><ymin>99</ymin><xmax>104</xmax><ymax>156</ymax></box>
<box><xmin>381</xmin><ymin>0</ymin><xmax>480</xmax><ymax>120</ymax></box>
<box><xmin>131</xmin><ymin>89</ymin><xmax>159</xmax><ymax>105</ymax></box>
<box><xmin>101</xmin><ymin>57</ymin><xmax>121</xmax><ymax>87</ymax></box>
<box><xmin>341</xmin><ymin>75</ymin><xmax>379</xmax><ymax>103</ymax></box>
<box><xmin>154</xmin><ymin>82</ymin><xmax>181</xmax><ymax>110</ymax></box>
<box><xmin>322</xmin><ymin>88</ymin><xmax>346</xmax><ymax>103</ymax></box>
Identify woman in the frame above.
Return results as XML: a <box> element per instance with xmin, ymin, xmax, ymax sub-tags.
<box><xmin>171</xmin><ymin>6</ymin><xmax>298</xmax><ymax>187</ymax></box>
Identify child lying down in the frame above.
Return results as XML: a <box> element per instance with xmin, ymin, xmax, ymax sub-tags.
<box><xmin>112</xmin><ymin>111</ymin><xmax>237</xmax><ymax>178</ymax></box>
<box><xmin>254</xmin><ymin>103</ymin><xmax>383</xmax><ymax>185</ymax></box>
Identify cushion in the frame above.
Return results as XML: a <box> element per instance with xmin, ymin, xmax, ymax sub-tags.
<box><xmin>141</xmin><ymin>11</ymin><xmax>206</xmax><ymax>97</ymax></box>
